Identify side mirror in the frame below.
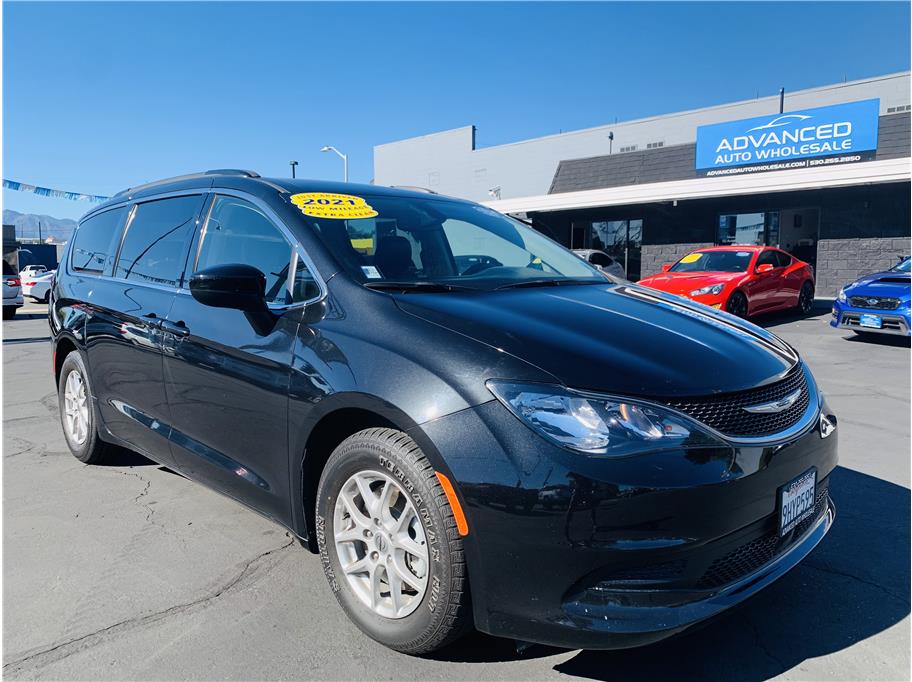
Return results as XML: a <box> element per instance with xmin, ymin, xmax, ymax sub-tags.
<box><xmin>661</xmin><ymin>263</ymin><xmax>672</xmax><ymax>272</ymax></box>
<box><xmin>756</xmin><ymin>263</ymin><xmax>774</xmax><ymax>274</ymax></box>
<box><xmin>189</xmin><ymin>264</ymin><xmax>268</xmax><ymax>312</ymax></box>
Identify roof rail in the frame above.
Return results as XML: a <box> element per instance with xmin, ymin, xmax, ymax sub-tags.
<box><xmin>113</xmin><ymin>169</ymin><xmax>262</xmax><ymax>198</ymax></box>
<box><xmin>205</xmin><ymin>169</ymin><xmax>261</xmax><ymax>178</ymax></box>
<box><xmin>390</xmin><ymin>185</ymin><xmax>438</xmax><ymax>194</ymax></box>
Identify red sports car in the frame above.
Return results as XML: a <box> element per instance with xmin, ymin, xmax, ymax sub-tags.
<box><xmin>638</xmin><ymin>245</ymin><xmax>815</xmax><ymax>318</ymax></box>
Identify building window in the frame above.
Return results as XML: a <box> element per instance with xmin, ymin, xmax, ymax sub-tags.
<box><xmin>646</xmin><ymin>141</ymin><xmax>664</xmax><ymax>149</ymax></box>
<box><xmin>718</xmin><ymin>212</ymin><xmax>779</xmax><ymax>246</ymax></box>
<box><xmin>618</xmin><ymin>144</ymin><xmax>638</xmax><ymax>153</ymax></box>
<box><xmin>887</xmin><ymin>104</ymin><xmax>911</xmax><ymax>113</ymax></box>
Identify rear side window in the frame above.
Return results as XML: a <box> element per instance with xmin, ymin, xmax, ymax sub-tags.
<box><xmin>115</xmin><ymin>195</ymin><xmax>203</xmax><ymax>287</ymax></box>
<box><xmin>72</xmin><ymin>207</ymin><xmax>126</xmax><ymax>273</ymax></box>
<box><xmin>775</xmin><ymin>251</ymin><xmax>792</xmax><ymax>268</ymax></box>
<box><xmin>195</xmin><ymin>195</ymin><xmax>296</xmax><ymax>304</ymax></box>
<box><xmin>589</xmin><ymin>252</ymin><xmax>613</xmax><ymax>267</ymax></box>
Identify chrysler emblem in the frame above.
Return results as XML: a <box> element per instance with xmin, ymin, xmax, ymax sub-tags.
<box><xmin>743</xmin><ymin>389</ymin><xmax>802</xmax><ymax>414</ymax></box>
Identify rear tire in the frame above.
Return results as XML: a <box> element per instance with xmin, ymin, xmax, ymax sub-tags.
<box><xmin>3</xmin><ymin>307</ymin><xmax>16</xmax><ymax>320</ymax></box>
<box><xmin>57</xmin><ymin>351</ymin><xmax>112</xmax><ymax>464</ymax></box>
<box><xmin>726</xmin><ymin>291</ymin><xmax>749</xmax><ymax>318</ymax></box>
<box><xmin>797</xmin><ymin>281</ymin><xmax>814</xmax><ymax>314</ymax></box>
<box><xmin>315</xmin><ymin>428</ymin><xmax>470</xmax><ymax>654</ymax></box>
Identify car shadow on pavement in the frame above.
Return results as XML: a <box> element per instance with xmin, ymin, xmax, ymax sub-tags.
<box><xmin>441</xmin><ymin>467</ymin><xmax>910</xmax><ymax>680</ymax></box>
<box><xmin>752</xmin><ymin>300</ymin><xmax>832</xmax><ymax>329</ymax></box>
<box><xmin>96</xmin><ymin>445</ymin><xmax>159</xmax><ymax>467</ymax></box>
<box><xmin>843</xmin><ymin>333</ymin><xmax>911</xmax><ymax>348</ymax></box>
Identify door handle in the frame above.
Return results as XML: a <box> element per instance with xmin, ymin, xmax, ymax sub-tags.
<box><xmin>160</xmin><ymin>319</ymin><xmax>190</xmax><ymax>338</ymax></box>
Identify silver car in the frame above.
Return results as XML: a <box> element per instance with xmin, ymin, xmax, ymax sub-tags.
<box><xmin>3</xmin><ymin>261</ymin><xmax>24</xmax><ymax>319</ymax></box>
<box><xmin>572</xmin><ymin>249</ymin><xmax>627</xmax><ymax>280</ymax></box>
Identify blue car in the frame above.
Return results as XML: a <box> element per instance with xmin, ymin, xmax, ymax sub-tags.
<box><xmin>831</xmin><ymin>256</ymin><xmax>911</xmax><ymax>336</ymax></box>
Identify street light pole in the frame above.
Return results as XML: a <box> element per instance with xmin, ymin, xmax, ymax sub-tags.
<box><xmin>290</xmin><ymin>160</ymin><xmax>298</xmax><ymax>179</ymax></box>
<box><xmin>320</xmin><ymin>146</ymin><xmax>348</xmax><ymax>182</ymax></box>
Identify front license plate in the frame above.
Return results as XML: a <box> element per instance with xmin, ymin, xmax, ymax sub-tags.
<box><xmin>859</xmin><ymin>314</ymin><xmax>883</xmax><ymax>329</ymax></box>
<box><xmin>779</xmin><ymin>469</ymin><xmax>816</xmax><ymax>537</ymax></box>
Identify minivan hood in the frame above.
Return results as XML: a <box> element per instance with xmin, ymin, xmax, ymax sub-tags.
<box><xmin>395</xmin><ymin>283</ymin><xmax>797</xmax><ymax>398</ymax></box>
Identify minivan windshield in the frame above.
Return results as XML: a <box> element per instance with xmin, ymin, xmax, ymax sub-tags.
<box><xmin>302</xmin><ymin>195</ymin><xmax>604</xmax><ymax>290</ymax></box>
<box><xmin>670</xmin><ymin>250</ymin><xmax>752</xmax><ymax>273</ymax></box>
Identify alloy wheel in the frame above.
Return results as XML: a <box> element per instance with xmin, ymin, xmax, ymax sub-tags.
<box><xmin>63</xmin><ymin>370</ymin><xmax>89</xmax><ymax>445</ymax></box>
<box><xmin>799</xmin><ymin>284</ymin><xmax>814</xmax><ymax>313</ymax></box>
<box><xmin>727</xmin><ymin>292</ymin><xmax>748</xmax><ymax>318</ymax></box>
<box><xmin>333</xmin><ymin>470</ymin><xmax>429</xmax><ymax>619</ymax></box>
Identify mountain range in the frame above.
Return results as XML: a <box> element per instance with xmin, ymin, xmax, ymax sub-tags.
<box><xmin>3</xmin><ymin>209</ymin><xmax>77</xmax><ymax>242</ymax></box>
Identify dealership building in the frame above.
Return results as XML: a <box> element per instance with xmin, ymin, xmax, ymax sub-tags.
<box><xmin>374</xmin><ymin>72</ymin><xmax>910</xmax><ymax>294</ymax></box>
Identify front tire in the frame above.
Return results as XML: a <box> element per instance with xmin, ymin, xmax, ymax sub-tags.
<box><xmin>57</xmin><ymin>351</ymin><xmax>111</xmax><ymax>464</ymax></box>
<box><xmin>315</xmin><ymin>428</ymin><xmax>470</xmax><ymax>654</ymax></box>
<box><xmin>726</xmin><ymin>291</ymin><xmax>749</xmax><ymax>318</ymax></box>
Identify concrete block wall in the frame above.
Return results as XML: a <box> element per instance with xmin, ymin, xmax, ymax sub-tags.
<box><xmin>816</xmin><ymin>237</ymin><xmax>911</xmax><ymax>296</ymax></box>
<box><xmin>640</xmin><ymin>243</ymin><xmax>713</xmax><ymax>279</ymax></box>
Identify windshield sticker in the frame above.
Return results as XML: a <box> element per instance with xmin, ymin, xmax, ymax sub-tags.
<box><xmin>290</xmin><ymin>192</ymin><xmax>378</xmax><ymax>220</ymax></box>
<box><xmin>736</xmin><ymin>251</ymin><xmax>751</xmax><ymax>256</ymax></box>
<box><xmin>361</xmin><ymin>265</ymin><xmax>382</xmax><ymax>279</ymax></box>
<box><xmin>680</xmin><ymin>253</ymin><xmax>702</xmax><ymax>263</ymax></box>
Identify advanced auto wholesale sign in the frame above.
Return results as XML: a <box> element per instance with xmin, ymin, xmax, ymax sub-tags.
<box><xmin>696</xmin><ymin>99</ymin><xmax>879</xmax><ymax>176</ymax></box>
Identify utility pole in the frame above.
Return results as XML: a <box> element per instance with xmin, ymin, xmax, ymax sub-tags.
<box><xmin>290</xmin><ymin>161</ymin><xmax>298</xmax><ymax>179</ymax></box>
<box><xmin>38</xmin><ymin>220</ymin><xmax>42</xmax><ymax>242</ymax></box>
<box><xmin>779</xmin><ymin>87</ymin><xmax>785</xmax><ymax>114</ymax></box>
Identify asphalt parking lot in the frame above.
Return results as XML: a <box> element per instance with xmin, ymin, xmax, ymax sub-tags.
<box><xmin>3</xmin><ymin>300</ymin><xmax>909</xmax><ymax>681</ymax></box>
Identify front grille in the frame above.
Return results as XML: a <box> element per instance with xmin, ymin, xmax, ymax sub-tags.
<box><xmin>848</xmin><ymin>296</ymin><xmax>900</xmax><ymax>310</ymax></box>
<box><xmin>696</xmin><ymin>484</ymin><xmax>829</xmax><ymax>589</ymax></box>
<box><xmin>664</xmin><ymin>364</ymin><xmax>810</xmax><ymax>437</ymax></box>
<box><xmin>840</xmin><ymin>313</ymin><xmax>907</xmax><ymax>333</ymax></box>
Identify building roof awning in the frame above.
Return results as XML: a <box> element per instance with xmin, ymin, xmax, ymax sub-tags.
<box><xmin>482</xmin><ymin>157</ymin><xmax>911</xmax><ymax>215</ymax></box>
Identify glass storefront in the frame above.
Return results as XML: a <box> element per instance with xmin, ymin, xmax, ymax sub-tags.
<box><xmin>717</xmin><ymin>212</ymin><xmax>779</xmax><ymax>246</ymax></box>
<box><xmin>570</xmin><ymin>219</ymin><xmax>643</xmax><ymax>280</ymax></box>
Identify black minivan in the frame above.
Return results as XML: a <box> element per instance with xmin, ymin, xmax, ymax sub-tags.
<box><xmin>52</xmin><ymin>170</ymin><xmax>837</xmax><ymax>654</ymax></box>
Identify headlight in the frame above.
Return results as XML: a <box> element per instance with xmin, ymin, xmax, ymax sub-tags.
<box><xmin>837</xmin><ymin>288</ymin><xmax>846</xmax><ymax>302</ymax></box>
<box><xmin>486</xmin><ymin>381</ymin><xmax>725</xmax><ymax>456</ymax></box>
<box><xmin>690</xmin><ymin>284</ymin><xmax>724</xmax><ymax>297</ymax></box>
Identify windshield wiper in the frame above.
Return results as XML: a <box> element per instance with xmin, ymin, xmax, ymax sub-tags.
<box><xmin>363</xmin><ymin>281</ymin><xmax>474</xmax><ymax>293</ymax></box>
<box><xmin>495</xmin><ymin>278</ymin><xmax>606</xmax><ymax>290</ymax></box>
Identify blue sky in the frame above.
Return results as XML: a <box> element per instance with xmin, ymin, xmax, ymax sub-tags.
<box><xmin>4</xmin><ymin>1</ymin><xmax>910</xmax><ymax>220</ymax></box>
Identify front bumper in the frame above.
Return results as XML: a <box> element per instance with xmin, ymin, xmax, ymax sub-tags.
<box><xmin>418</xmin><ymin>393</ymin><xmax>838</xmax><ymax>649</ymax></box>
<box><xmin>830</xmin><ymin>300</ymin><xmax>910</xmax><ymax>336</ymax></box>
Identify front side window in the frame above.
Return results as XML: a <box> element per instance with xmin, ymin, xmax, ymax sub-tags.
<box><xmin>196</xmin><ymin>195</ymin><xmax>303</xmax><ymax>304</ymax></box>
<box><xmin>72</xmin><ymin>207</ymin><xmax>127</xmax><ymax>273</ymax></box>
<box><xmin>756</xmin><ymin>250</ymin><xmax>779</xmax><ymax>269</ymax></box>
<box><xmin>670</xmin><ymin>250</ymin><xmax>753</xmax><ymax>273</ymax></box>
<box><xmin>305</xmin><ymin>197</ymin><xmax>601</xmax><ymax>290</ymax></box>
<box><xmin>115</xmin><ymin>195</ymin><xmax>203</xmax><ymax>287</ymax></box>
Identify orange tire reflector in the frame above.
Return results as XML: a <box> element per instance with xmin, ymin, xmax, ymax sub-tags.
<box><xmin>435</xmin><ymin>471</ymin><xmax>469</xmax><ymax>536</ymax></box>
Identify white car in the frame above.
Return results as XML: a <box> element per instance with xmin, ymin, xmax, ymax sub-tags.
<box><xmin>22</xmin><ymin>271</ymin><xmax>54</xmax><ymax>303</ymax></box>
<box><xmin>572</xmin><ymin>249</ymin><xmax>627</xmax><ymax>280</ymax></box>
<box><xmin>19</xmin><ymin>264</ymin><xmax>49</xmax><ymax>279</ymax></box>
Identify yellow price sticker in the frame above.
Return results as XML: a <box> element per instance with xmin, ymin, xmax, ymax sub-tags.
<box><xmin>290</xmin><ymin>192</ymin><xmax>378</xmax><ymax>220</ymax></box>
<box><xmin>679</xmin><ymin>253</ymin><xmax>703</xmax><ymax>264</ymax></box>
